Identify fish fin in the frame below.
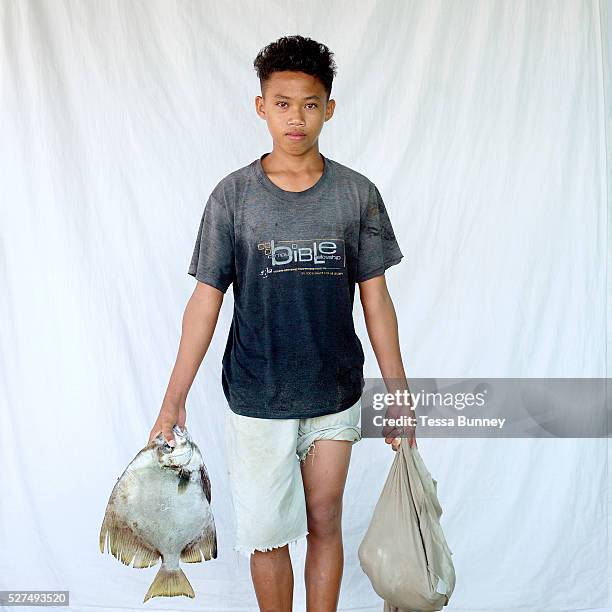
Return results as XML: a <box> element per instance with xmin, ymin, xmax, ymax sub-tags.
<box><xmin>199</xmin><ymin>465</ymin><xmax>211</xmax><ymax>503</ymax></box>
<box><xmin>99</xmin><ymin>511</ymin><xmax>160</xmax><ymax>569</ymax></box>
<box><xmin>143</xmin><ymin>566</ymin><xmax>195</xmax><ymax>602</ymax></box>
<box><xmin>177</xmin><ymin>468</ymin><xmax>191</xmax><ymax>494</ymax></box>
<box><xmin>181</xmin><ymin>518</ymin><xmax>217</xmax><ymax>562</ymax></box>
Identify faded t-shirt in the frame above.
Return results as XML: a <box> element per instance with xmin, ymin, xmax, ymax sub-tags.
<box><xmin>188</xmin><ymin>152</ymin><xmax>404</xmax><ymax>419</ymax></box>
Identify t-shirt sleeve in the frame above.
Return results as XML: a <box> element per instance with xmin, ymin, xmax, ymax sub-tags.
<box><xmin>356</xmin><ymin>183</ymin><xmax>404</xmax><ymax>282</ymax></box>
<box><xmin>188</xmin><ymin>194</ymin><xmax>235</xmax><ymax>293</ymax></box>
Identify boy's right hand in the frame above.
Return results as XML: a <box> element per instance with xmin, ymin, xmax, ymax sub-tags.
<box><xmin>147</xmin><ymin>400</ymin><xmax>187</xmax><ymax>447</ymax></box>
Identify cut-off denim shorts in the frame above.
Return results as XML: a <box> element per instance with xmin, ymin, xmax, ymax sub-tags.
<box><xmin>224</xmin><ymin>397</ymin><xmax>362</xmax><ymax>557</ymax></box>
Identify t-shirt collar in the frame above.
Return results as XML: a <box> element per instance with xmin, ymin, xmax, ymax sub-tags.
<box><xmin>253</xmin><ymin>152</ymin><xmax>332</xmax><ymax>202</ymax></box>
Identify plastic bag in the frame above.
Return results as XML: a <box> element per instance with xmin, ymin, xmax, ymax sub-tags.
<box><xmin>358</xmin><ymin>437</ymin><xmax>455</xmax><ymax>611</ymax></box>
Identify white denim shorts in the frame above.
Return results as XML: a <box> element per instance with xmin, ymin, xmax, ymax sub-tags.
<box><xmin>224</xmin><ymin>397</ymin><xmax>362</xmax><ymax>557</ymax></box>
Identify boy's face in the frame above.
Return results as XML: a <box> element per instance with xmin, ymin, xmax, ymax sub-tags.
<box><xmin>255</xmin><ymin>71</ymin><xmax>335</xmax><ymax>154</ymax></box>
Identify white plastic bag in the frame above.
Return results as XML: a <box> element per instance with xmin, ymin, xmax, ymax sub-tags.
<box><xmin>358</xmin><ymin>437</ymin><xmax>455</xmax><ymax>611</ymax></box>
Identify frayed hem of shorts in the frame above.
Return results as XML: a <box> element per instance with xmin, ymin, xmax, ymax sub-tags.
<box><xmin>233</xmin><ymin>530</ymin><xmax>309</xmax><ymax>557</ymax></box>
<box><xmin>298</xmin><ymin>431</ymin><xmax>361</xmax><ymax>463</ymax></box>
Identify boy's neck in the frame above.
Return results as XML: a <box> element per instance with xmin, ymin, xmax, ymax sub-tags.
<box><xmin>262</xmin><ymin>146</ymin><xmax>324</xmax><ymax>175</ymax></box>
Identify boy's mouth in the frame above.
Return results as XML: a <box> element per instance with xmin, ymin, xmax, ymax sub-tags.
<box><xmin>286</xmin><ymin>132</ymin><xmax>306</xmax><ymax>140</ymax></box>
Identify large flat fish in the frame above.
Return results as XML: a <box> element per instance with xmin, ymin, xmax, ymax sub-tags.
<box><xmin>99</xmin><ymin>424</ymin><xmax>217</xmax><ymax>602</ymax></box>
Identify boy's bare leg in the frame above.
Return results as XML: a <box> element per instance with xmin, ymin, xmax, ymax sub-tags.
<box><xmin>300</xmin><ymin>439</ymin><xmax>352</xmax><ymax>612</ymax></box>
<box><xmin>250</xmin><ymin>545</ymin><xmax>294</xmax><ymax>611</ymax></box>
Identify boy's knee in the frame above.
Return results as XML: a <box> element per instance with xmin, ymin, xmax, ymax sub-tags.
<box><xmin>306</xmin><ymin>502</ymin><xmax>342</xmax><ymax>537</ymax></box>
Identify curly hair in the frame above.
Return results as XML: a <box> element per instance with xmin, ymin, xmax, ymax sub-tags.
<box><xmin>253</xmin><ymin>35</ymin><xmax>337</xmax><ymax>100</ymax></box>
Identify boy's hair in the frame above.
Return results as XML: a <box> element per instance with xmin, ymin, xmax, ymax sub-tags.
<box><xmin>253</xmin><ymin>35</ymin><xmax>337</xmax><ymax>101</ymax></box>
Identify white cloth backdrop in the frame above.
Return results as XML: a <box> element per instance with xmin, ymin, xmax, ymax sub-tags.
<box><xmin>1</xmin><ymin>1</ymin><xmax>611</xmax><ymax>611</ymax></box>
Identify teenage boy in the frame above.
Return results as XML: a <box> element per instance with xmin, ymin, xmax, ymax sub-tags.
<box><xmin>148</xmin><ymin>34</ymin><xmax>416</xmax><ymax>612</ymax></box>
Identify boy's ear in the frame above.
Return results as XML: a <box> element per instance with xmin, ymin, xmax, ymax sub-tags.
<box><xmin>255</xmin><ymin>95</ymin><xmax>266</xmax><ymax>118</ymax></box>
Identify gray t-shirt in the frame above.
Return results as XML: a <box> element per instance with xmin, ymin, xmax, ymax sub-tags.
<box><xmin>188</xmin><ymin>152</ymin><xmax>404</xmax><ymax>419</ymax></box>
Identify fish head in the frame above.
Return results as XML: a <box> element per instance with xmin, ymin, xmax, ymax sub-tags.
<box><xmin>151</xmin><ymin>425</ymin><xmax>194</xmax><ymax>468</ymax></box>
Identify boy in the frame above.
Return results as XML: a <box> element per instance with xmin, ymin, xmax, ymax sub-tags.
<box><xmin>148</xmin><ymin>35</ymin><xmax>416</xmax><ymax>612</ymax></box>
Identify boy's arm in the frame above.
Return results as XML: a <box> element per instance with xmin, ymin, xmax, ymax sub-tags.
<box><xmin>359</xmin><ymin>275</ymin><xmax>417</xmax><ymax>450</ymax></box>
<box><xmin>148</xmin><ymin>281</ymin><xmax>224</xmax><ymax>445</ymax></box>
<box><xmin>166</xmin><ymin>281</ymin><xmax>225</xmax><ymax>402</ymax></box>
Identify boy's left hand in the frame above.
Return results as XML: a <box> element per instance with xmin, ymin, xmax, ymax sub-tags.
<box><xmin>387</xmin><ymin>425</ymin><xmax>417</xmax><ymax>451</ymax></box>
<box><xmin>382</xmin><ymin>402</ymin><xmax>417</xmax><ymax>451</ymax></box>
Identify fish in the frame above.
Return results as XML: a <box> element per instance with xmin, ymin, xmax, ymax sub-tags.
<box><xmin>99</xmin><ymin>424</ymin><xmax>217</xmax><ymax>602</ymax></box>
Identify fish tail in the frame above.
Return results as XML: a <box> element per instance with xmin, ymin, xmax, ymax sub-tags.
<box><xmin>143</xmin><ymin>565</ymin><xmax>195</xmax><ymax>602</ymax></box>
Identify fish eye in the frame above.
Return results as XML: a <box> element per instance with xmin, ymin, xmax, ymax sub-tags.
<box><xmin>162</xmin><ymin>443</ymin><xmax>174</xmax><ymax>454</ymax></box>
